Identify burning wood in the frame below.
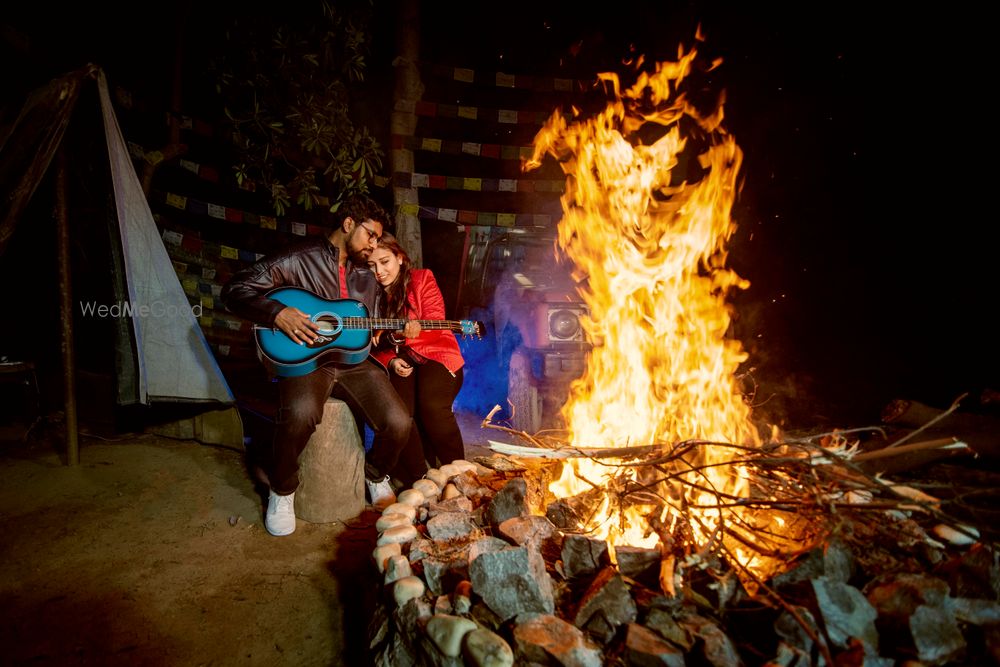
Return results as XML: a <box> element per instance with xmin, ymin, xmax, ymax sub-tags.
<box><xmin>483</xmin><ymin>413</ymin><xmax>982</xmax><ymax>596</ymax></box>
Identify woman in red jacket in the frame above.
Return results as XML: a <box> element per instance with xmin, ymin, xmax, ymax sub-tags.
<box><xmin>368</xmin><ymin>234</ymin><xmax>466</xmax><ymax>476</ymax></box>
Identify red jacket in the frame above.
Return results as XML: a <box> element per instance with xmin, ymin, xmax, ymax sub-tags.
<box><xmin>373</xmin><ymin>269</ymin><xmax>465</xmax><ymax>373</ymax></box>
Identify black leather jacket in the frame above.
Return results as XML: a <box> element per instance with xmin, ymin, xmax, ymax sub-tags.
<box><xmin>221</xmin><ymin>235</ymin><xmax>383</xmax><ymax>327</ymax></box>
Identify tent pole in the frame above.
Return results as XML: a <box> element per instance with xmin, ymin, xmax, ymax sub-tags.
<box><xmin>55</xmin><ymin>148</ymin><xmax>79</xmax><ymax>465</ymax></box>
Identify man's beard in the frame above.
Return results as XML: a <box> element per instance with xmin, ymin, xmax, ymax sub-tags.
<box><xmin>346</xmin><ymin>244</ymin><xmax>371</xmax><ymax>266</ymax></box>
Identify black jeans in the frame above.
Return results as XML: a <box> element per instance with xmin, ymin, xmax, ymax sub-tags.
<box><xmin>387</xmin><ymin>361</ymin><xmax>465</xmax><ymax>474</ymax></box>
<box><xmin>270</xmin><ymin>360</ymin><xmax>417</xmax><ymax>495</ymax></box>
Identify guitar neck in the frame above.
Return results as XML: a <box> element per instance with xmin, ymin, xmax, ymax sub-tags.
<box><xmin>347</xmin><ymin>318</ymin><xmax>462</xmax><ymax>331</ymax></box>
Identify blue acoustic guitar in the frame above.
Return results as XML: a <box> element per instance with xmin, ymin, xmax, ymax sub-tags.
<box><xmin>254</xmin><ymin>287</ymin><xmax>484</xmax><ymax>377</ymax></box>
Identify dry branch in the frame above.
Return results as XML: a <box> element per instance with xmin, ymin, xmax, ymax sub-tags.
<box><xmin>479</xmin><ymin>403</ymin><xmax>995</xmax><ymax>597</ymax></box>
<box><xmin>853</xmin><ymin>438</ymin><xmax>968</xmax><ymax>462</ymax></box>
<box><xmin>885</xmin><ymin>392</ymin><xmax>969</xmax><ymax>449</ymax></box>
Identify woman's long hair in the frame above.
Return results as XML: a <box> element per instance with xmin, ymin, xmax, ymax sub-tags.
<box><xmin>375</xmin><ymin>233</ymin><xmax>413</xmax><ymax>319</ymax></box>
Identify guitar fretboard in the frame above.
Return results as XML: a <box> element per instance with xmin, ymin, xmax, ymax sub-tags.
<box><xmin>342</xmin><ymin>318</ymin><xmax>463</xmax><ymax>331</ymax></box>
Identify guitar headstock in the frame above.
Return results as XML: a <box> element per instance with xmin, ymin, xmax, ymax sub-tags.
<box><xmin>458</xmin><ymin>320</ymin><xmax>486</xmax><ymax>338</ymax></box>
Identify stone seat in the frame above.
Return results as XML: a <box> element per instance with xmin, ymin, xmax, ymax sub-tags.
<box><xmin>294</xmin><ymin>398</ymin><xmax>365</xmax><ymax>523</ymax></box>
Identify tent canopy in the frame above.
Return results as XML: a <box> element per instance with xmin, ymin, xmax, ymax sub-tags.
<box><xmin>0</xmin><ymin>66</ymin><xmax>233</xmax><ymax>410</ymax></box>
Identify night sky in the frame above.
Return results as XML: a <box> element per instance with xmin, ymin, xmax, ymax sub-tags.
<box><xmin>2</xmin><ymin>2</ymin><xmax>994</xmax><ymax>427</ymax></box>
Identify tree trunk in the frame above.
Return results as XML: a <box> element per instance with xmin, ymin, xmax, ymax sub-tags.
<box><xmin>391</xmin><ymin>0</ymin><xmax>423</xmax><ymax>266</ymax></box>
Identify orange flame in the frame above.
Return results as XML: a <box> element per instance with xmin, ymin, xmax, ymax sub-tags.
<box><xmin>526</xmin><ymin>43</ymin><xmax>804</xmax><ymax>590</ymax></box>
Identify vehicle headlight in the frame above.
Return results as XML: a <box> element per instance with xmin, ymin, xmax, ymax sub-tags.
<box><xmin>548</xmin><ymin>309</ymin><xmax>581</xmax><ymax>340</ymax></box>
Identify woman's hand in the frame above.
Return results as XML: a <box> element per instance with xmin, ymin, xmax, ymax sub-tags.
<box><xmin>402</xmin><ymin>320</ymin><xmax>422</xmax><ymax>338</ymax></box>
<box><xmin>390</xmin><ymin>358</ymin><xmax>414</xmax><ymax>377</ymax></box>
<box><xmin>387</xmin><ymin>320</ymin><xmax>420</xmax><ymax>346</ymax></box>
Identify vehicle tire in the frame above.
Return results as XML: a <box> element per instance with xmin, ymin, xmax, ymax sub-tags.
<box><xmin>508</xmin><ymin>350</ymin><xmax>542</xmax><ymax>434</ymax></box>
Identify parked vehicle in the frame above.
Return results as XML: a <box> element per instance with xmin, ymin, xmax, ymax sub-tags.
<box><xmin>458</xmin><ymin>228</ymin><xmax>590</xmax><ymax>433</ymax></box>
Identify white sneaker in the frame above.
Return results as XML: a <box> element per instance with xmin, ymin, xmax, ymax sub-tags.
<box><xmin>265</xmin><ymin>491</ymin><xmax>296</xmax><ymax>536</ymax></box>
<box><xmin>365</xmin><ymin>475</ymin><xmax>396</xmax><ymax>510</ymax></box>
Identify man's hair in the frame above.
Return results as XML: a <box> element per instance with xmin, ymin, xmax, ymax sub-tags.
<box><xmin>332</xmin><ymin>196</ymin><xmax>393</xmax><ymax>234</ymax></box>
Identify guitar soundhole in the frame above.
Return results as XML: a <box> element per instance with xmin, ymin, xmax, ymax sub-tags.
<box><xmin>315</xmin><ymin>316</ymin><xmax>337</xmax><ymax>333</ymax></box>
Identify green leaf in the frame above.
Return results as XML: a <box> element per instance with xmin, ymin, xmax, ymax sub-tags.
<box><xmin>215</xmin><ymin>2</ymin><xmax>383</xmax><ymax>217</ymax></box>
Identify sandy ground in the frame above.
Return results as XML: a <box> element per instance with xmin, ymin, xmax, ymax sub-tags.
<box><xmin>0</xmin><ymin>409</ymin><xmax>497</xmax><ymax>667</ymax></box>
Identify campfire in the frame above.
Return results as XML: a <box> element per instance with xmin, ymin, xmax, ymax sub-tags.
<box><xmin>522</xmin><ymin>37</ymin><xmax>805</xmax><ymax>595</ymax></box>
<box><xmin>367</xmin><ymin>39</ymin><xmax>999</xmax><ymax>666</ymax></box>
